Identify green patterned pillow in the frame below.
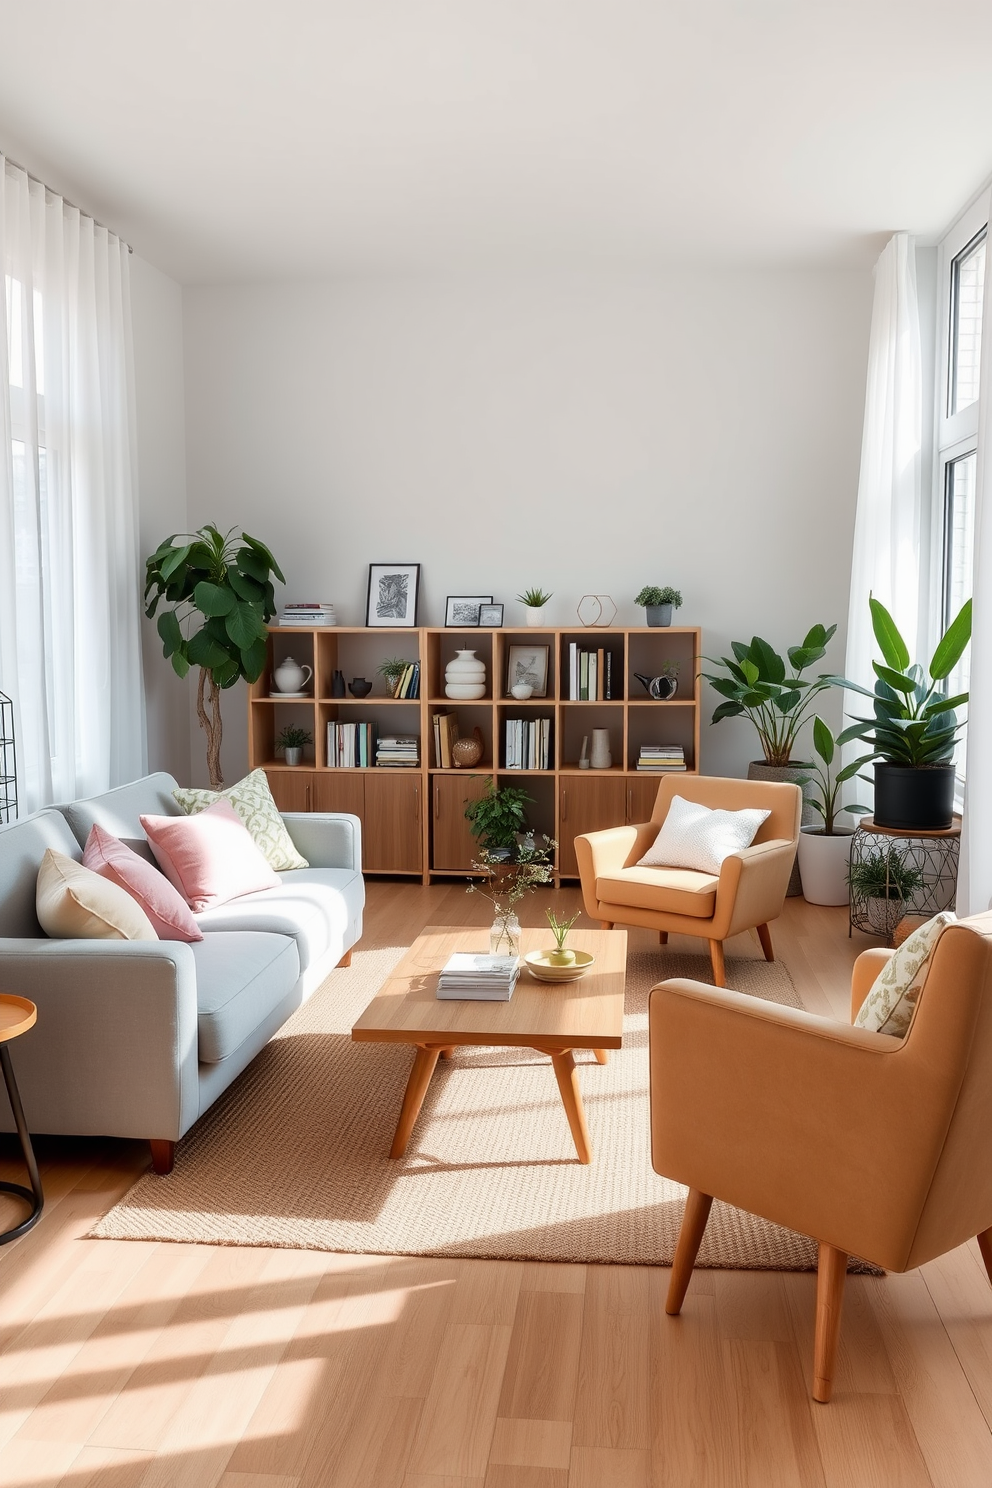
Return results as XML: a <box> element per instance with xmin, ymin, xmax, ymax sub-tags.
<box><xmin>173</xmin><ymin>769</ymin><xmax>308</xmax><ymax>872</ymax></box>
<box><xmin>854</xmin><ymin>911</ymin><xmax>956</xmax><ymax>1037</ymax></box>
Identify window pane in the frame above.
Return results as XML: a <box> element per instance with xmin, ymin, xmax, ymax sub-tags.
<box><xmin>950</xmin><ymin>232</ymin><xmax>986</xmax><ymax>415</ymax></box>
<box><xmin>943</xmin><ymin>451</ymin><xmax>975</xmax><ymax>762</ymax></box>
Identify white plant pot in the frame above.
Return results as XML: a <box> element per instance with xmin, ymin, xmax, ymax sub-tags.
<box><xmin>524</xmin><ymin>606</ymin><xmax>546</xmax><ymax>627</ymax></box>
<box><xmin>797</xmin><ymin>827</ymin><xmax>854</xmax><ymax>906</ymax></box>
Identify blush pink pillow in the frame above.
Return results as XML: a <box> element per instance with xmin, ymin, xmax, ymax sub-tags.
<box><xmin>140</xmin><ymin>798</ymin><xmax>281</xmax><ymax>913</ymax></box>
<box><xmin>84</xmin><ymin>824</ymin><xmax>203</xmax><ymax>942</ymax></box>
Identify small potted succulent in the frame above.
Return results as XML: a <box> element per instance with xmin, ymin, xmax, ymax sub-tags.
<box><xmin>847</xmin><ymin>847</ymin><xmax>923</xmax><ymax>939</ymax></box>
<box><xmin>796</xmin><ymin>716</ymin><xmax>870</xmax><ymax>905</ymax></box>
<box><xmin>635</xmin><ymin>586</ymin><xmax>683</xmax><ymax>627</ymax></box>
<box><xmin>377</xmin><ymin>656</ymin><xmax>409</xmax><ymax>697</ymax></box>
<box><xmin>276</xmin><ymin>725</ymin><xmax>312</xmax><ymax>767</ymax></box>
<box><xmin>546</xmin><ymin>907</ymin><xmax>580</xmax><ymax>966</ymax></box>
<box><xmin>517</xmin><ymin>587</ymin><xmax>553</xmax><ymax>626</ymax></box>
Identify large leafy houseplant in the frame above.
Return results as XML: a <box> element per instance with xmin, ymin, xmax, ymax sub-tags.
<box><xmin>464</xmin><ymin>780</ymin><xmax>533</xmax><ymax>855</ymax></box>
<box><xmin>701</xmin><ymin>624</ymin><xmax>838</xmax><ymax>767</ymax></box>
<box><xmin>145</xmin><ymin>525</ymin><xmax>285</xmax><ymax>788</ymax></box>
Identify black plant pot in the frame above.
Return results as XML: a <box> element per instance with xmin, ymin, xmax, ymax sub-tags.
<box><xmin>873</xmin><ymin>763</ymin><xmax>956</xmax><ymax>831</ymax></box>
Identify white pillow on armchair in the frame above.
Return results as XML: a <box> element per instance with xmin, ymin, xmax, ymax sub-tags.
<box><xmin>637</xmin><ymin>794</ymin><xmax>770</xmax><ymax>875</ymax></box>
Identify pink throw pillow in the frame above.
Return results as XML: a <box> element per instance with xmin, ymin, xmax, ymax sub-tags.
<box><xmin>83</xmin><ymin>824</ymin><xmax>203</xmax><ymax>943</ymax></box>
<box><xmin>140</xmin><ymin>798</ymin><xmax>281</xmax><ymax>913</ymax></box>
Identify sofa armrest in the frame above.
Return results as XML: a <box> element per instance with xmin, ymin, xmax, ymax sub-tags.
<box><xmin>281</xmin><ymin>812</ymin><xmax>362</xmax><ymax>872</ymax></box>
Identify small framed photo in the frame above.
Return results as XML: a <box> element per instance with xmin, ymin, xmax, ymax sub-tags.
<box><xmin>445</xmin><ymin>595</ymin><xmax>493</xmax><ymax>627</ymax></box>
<box><xmin>478</xmin><ymin>603</ymin><xmax>504</xmax><ymax>627</ymax></box>
<box><xmin>367</xmin><ymin>563</ymin><xmax>421</xmax><ymax>627</ymax></box>
<box><xmin>507</xmin><ymin>643</ymin><xmax>550</xmax><ymax>698</ymax></box>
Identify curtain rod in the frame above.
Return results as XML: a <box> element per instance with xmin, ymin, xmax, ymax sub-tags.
<box><xmin>2</xmin><ymin>152</ymin><xmax>133</xmax><ymax>253</ymax></box>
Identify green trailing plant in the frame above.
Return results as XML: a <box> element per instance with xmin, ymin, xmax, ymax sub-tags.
<box><xmin>517</xmin><ymin>587</ymin><xmax>553</xmax><ymax>608</ymax></box>
<box><xmin>832</xmin><ymin>596</ymin><xmax>972</xmax><ymax>766</ymax></box>
<box><xmin>145</xmin><ymin>524</ymin><xmax>285</xmax><ymax>788</ymax></box>
<box><xmin>635</xmin><ymin>585</ymin><xmax>683</xmax><ymax>609</ymax></box>
<box><xmin>701</xmin><ymin>623</ymin><xmax>838</xmax><ymax>768</ymax></box>
<box><xmin>276</xmin><ymin>725</ymin><xmax>312</xmax><ymax>752</ymax></box>
<box><xmin>464</xmin><ymin>779</ymin><xmax>533</xmax><ymax>852</ymax></box>
<box><xmin>796</xmin><ymin>717</ymin><xmax>870</xmax><ymax>835</ymax></box>
<box><xmin>847</xmin><ymin>846</ymin><xmax>923</xmax><ymax>902</ymax></box>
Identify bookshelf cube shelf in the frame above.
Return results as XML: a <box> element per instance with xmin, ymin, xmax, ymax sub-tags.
<box><xmin>249</xmin><ymin>625</ymin><xmax>701</xmax><ymax>882</ymax></box>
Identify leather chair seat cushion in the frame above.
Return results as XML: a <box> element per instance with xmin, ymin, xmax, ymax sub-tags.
<box><xmin>191</xmin><ymin>930</ymin><xmax>301</xmax><ymax>1064</ymax></box>
<box><xmin>596</xmin><ymin>865</ymin><xmax>719</xmax><ymax>918</ymax></box>
<box><xmin>194</xmin><ymin>868</ymin><xmax>363</xmax><ymax>973</ymax></box>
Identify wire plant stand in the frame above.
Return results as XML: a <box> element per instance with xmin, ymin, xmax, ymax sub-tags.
<box><xmin>849</xmin><ymin>816</ymin><xmax>961</xmax><ymax>942</ymax></box>
<box><xmin>0</xmin><ymin>691</ymin><xmax>16</xmax><ymax>824</ymax></box>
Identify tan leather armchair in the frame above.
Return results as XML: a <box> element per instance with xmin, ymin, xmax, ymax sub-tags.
<box><xmin>649</xmin><ymin>912</ymin><xmax>992</xmax><ymax>1402</ymax></box>
<box><xmin>575</xmin><ymin>775</ymin><xmax>802</xmax><ymax>986</ymax></box>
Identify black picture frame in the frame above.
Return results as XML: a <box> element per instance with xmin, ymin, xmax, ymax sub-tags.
<box><xmin>366</xmin><ymin>563</ymin><xmax>421</xmax><ymax>627</ymax></box>
<box><xmin>478</xmin><ymin>603</ymin><xmax>504</xmax><ymax>628</ymax></box>
<box><xmin>445</xmin><ymin>595</ymin><xmax>493</xmax><ymax>627</ymax></box>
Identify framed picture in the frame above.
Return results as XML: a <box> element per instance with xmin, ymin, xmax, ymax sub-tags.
<box><xmin>507</xmin><ymin>643</ymin><xmax>549</xmax><ymax>698</ymax></box>
<box><xmin>478</xmin><ymin>603</ymin><xmax>504</xmax><ymax>627</ymax></box>
<box><xmin>366</xmin><ymin>563</ymin><xmax>421</xmax><ymax>627</ymax></box>
<box><xmin>445</xmin><ymin>595</ymin><xmax>492</xmax><ymax>627</ymax></box>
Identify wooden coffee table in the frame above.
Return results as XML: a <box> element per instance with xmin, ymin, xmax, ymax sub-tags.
<box><xmin>352</xmin><ymin>925</ymin><xmax>626</xmax><ymax>1164</ymax></box>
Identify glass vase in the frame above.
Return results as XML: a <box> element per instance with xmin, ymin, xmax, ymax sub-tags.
<box><xmin>490</xmin><ymin>912</ymin><xmax>521</xmax><ymax>957</ymax></box>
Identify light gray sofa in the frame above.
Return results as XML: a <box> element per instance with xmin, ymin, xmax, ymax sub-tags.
<box><xmin>0</xmin><ymin>772</ymin><xmax>364</xmax><ymax>1172</ymax></box>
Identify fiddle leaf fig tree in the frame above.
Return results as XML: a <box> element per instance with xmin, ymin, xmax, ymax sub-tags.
<box><xmin>145</xmin><ymin>524</ymin><xmax>285</xmax><ymax>788</ymax></box>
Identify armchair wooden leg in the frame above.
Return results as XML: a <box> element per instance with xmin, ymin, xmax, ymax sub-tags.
<box><xmin>600</xmin><ymin>921</ymin><xmax>614</xmax><ymax>930</ymax></box>
<box><xmin>976</xmin><ymin>1227</ymin><xmax>992</xmax><ymax>1286</ymax></box>
<box><xmin>709</xmin><ymin>940</ymin><xmax>726</xmax><ymax>987</ymax></box>
<box><xmin>813</xmin><ymin>1242</ymin><xmax>847</xmax><ymax>1403</ymax></box>
<box><xmin>149</xmin><ymin>1140</ymin><xmax>175</xmax><ymax>1176</ymax></box>
<box><xmin>756</xmin><ymin>923</ymin><xmax>775</xmax><ymax>963</ymax></box>
<box><xmin>666</xmin><ymin>1189</ymin><xmax>713</xmax><ymax>1315</ymax></box>
<box><xmin>659</xmin><ymin>931</ymin><xmax>669</xmax><ymax>945</ymax></box>
<box><xmin>336</xmin><ymin>948</ymin><xmax>353</xmax><ymax>968</ymax></box>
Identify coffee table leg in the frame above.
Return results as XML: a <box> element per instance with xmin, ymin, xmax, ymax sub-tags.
<box><xmin>549</xmin><ymin>1049</ymin><xmax>592</xmax><ymax>1164</ymax></box>
<box><xmin>594</xmin><ymin>1049</ymin><xmax>609</xmax><ymax>1065</ymax></box>
<box><xmin>390</xmin><ymin>1045</ymin><xmax>442</xmax><ymax>1158</ymax></box>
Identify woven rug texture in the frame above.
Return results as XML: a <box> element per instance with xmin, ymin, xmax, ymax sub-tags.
<box><xmin>93</xmin><ymin>937</ymin><xmax>851</xmax><ymax>1270</ymax></box>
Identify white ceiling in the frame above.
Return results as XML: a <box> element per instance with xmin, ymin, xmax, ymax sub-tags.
<box><xmin>0</xmin><ymin>1</ymin><xmax>990</xmax><ymax>283</ymax></box>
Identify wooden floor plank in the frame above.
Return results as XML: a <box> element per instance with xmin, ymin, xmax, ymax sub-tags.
<box><xmin>408</xmin><ymin>1323</ymin><xmax>513</xmax><ymax>1480</ymax></box>
<box><xmin>489</xmin><ymin>1417</ymin><xmax>572</xmax><ymax>1470</ymax></box>
<box><xmin>497</xmin><ymin>1291</ymin><xmax>585</xmax><ymax>1423</ymax></box>
<box><xmin>572</xmin><ymin>1264</ymin><xmax>650</xmax><ymax>1450</ymax></box>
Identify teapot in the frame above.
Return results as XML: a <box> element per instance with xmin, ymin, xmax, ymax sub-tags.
<box><xmin>634</xmin><ymin>671</ymin><xmax>678</xmax><ymax>701</ymax></box>
<box><xmin>273</xmin><ymin>657</ymin><xmax>313</xmax><ymax>694</ymax></box>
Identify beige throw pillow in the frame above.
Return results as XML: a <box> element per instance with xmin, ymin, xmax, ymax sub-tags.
<box><xmin>173</xmin><ymin>768</ymin><xmax>307</xmax><ymax>871</ymax></box>
<box><xmin>854</xmin><ymin>911</ymin><xmax>956</xmax><ymax>1037</ymax></box>
<box><xmin>37</xmin><ymin>849</ymin><xmax>158</xmax><ymax>940</ymax></box>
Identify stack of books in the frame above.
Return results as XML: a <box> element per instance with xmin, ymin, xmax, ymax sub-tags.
<box><xmin>636</xmin><ymin>745</ymin><xmax>687</xmax><ymax>772</ymax></box>
<box><xmin>328</xmin><ymin>721</ymin><xmax>374</xmax><ymax>768</ymax></box>
<box><xmin>504</xmin><ymin>717</ymin><xmax>551</xmax><ymax>770</ymax></box>
<box><xmin>391</xmin><ymin>661</ymin><xmax>420</xmax><ymax>699</ymax></box>
<box><xmin>567</xmin><ymin>643</ymin><xmax>613</xmax><ymax>700</ymax></box>
<box><xmin>277</xmin><ymin>602</ymin><xmax>337</xmax><ymax>627</ymax></box>
<box><xmin>376</xmin><ymin>736</ymin><xmax>419</xmax><ymax>767</ymax></box>
<box><xmin>436</xmin><ymin>952</ymin><xmax>520</xmax><ymax>1002</ymax></box>
<box><xmin>432</xmin><ymin>711</ymin><xmax>460</xmax><ymax>768</ymax></box>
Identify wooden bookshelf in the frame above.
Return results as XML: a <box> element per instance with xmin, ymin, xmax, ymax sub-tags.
<box><xmin>248</xmin><ymin>625</ymin><xmax>701</xmax><ymax>883</ymax></box>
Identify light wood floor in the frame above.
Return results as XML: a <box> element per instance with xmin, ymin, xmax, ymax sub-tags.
<box><xmin>2</xmin><ymin>884</ymin><xmax>992</xmax><ymax>1488</ymax></box>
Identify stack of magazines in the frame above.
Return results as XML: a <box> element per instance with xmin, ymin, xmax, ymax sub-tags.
<box><xmin>277</xmin><ymin>602</ymin><xmax>337</xmax><ymax>627</ymax></box>
<box><xmin>436</xmin><ymin>953</ymin><xmax>520</xmax><ymax>1001</ymax></box>
<box><xmin>375</xmin><ymin>736</ymin><xmax>419</xmax><ymax>767</ymax></box>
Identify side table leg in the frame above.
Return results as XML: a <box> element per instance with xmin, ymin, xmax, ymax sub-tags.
<box><xmin>0</xmin><ymin>1044</ymin><xmax>44</xmax><ymax>1244</ymax></box>
<box><xmin>549</xmin><ymin>1049</ymin><xmax>593</xmax><ymax>1164</ymax></box>
<box><xmin>390</xmin><ymin>1045</ymin><xmax>442</xmax><ymax>1159</ymax></box>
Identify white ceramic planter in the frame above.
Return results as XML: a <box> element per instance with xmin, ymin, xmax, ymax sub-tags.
<box><xmin>445</xmin><ymin>649</ymin><xmax>486</xmax><ymax>700</ymax></box>
<box><xmin>798</xmin><ymin>827</ymin><xmax>854</xmax><ymax>906</ymax></box>
<box><xmin>523</xmin><ymin>606</ymin><xmax>546</xmax><ymax>627</ymax></box>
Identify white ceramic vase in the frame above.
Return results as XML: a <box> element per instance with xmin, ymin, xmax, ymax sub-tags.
<box><xmin>590</xmin><ymin>728</ymin><xmax>612</xmax><ymax>770</ymax></box>
<box><xmin>524</xmin><ymin>606</ymin><xmax>546</xmax><ymax>627</ymax></box>
<box><xmin>797</xmin><ymin>827</ymin><xmax>854</xmax><ymax>906</ymax></box>
<box><xmin>445</xmin><ymin>649</ymin><xmax>486</xmax><ymax>700</ymax></box>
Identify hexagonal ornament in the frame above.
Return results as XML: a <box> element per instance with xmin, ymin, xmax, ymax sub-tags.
<box><xmin>577</xmin><ymin>594</ymin><xmax>617</xmax><ymax>628</ymax></box>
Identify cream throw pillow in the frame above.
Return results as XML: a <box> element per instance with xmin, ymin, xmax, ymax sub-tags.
<box><xmin>638</xmin><ymin>794</ymin><xmax>770</xmax><ymax>875</ymax></box>
<box><xmin>173</xmin><ymin>768</ymin><xmax>307</xmax><ymax>871</ymax></box>
<box><xmin>854</xmin><ymin>911</ymin><xmax>956</xmax><ymax>1037</ymax></box>
<box><xmin>37</xmin><ymin>849</ymin><xmax>158</xmax><ymax>940</ymax></box>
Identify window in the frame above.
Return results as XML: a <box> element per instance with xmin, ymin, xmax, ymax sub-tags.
<box><xmin>949</xmin><ymin>230</ymin><xmax>986</xmax><ymax>416</ymax></box>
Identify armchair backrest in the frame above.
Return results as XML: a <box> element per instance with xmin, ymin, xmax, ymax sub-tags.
<box><xmin>649</xmin><ymin>774</ymin><xmax>802</xmax><ymax>846</ymax></box>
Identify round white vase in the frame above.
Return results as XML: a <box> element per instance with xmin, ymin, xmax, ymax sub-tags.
<box><xmin>590</xmin><ymin>728</ymin><xmax>612</xmax><ymax>770</ymax></box>
<box><xmin>523</xmin><ymin>606</ymin><xmax>546</xmax><ymax>627</ymax></box>
<box><xmin>797</xmin><ymin>827</ymin><xmax>854</xmax><ymax>906</ymax></box>
<box><xmin>445</xmin><ymin>649</ymin><xmax>486</xmax><ymax>700</ymax></box>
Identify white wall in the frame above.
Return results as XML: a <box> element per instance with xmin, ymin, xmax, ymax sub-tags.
<box><xmin>130</xmin><ymin>253</ymin><xmax>191</xmax><ymax>783</ymax></box>
<box><xmin>182</xmin><ymin>268</ymin><xmax>873</xmax><ymax>783</ymax></box>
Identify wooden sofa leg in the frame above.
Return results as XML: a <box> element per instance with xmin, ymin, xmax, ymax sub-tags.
<box><xmin>976</xmin><ymin>1228</ymin><xmax>992</xmax><ymax>1286</ymax></box>
<box><xmin>659</xmin><ymin>931</ymin><xmax>669</xmax><ymax>945</ymax></box>
<box><xmin>666</xmin><ymin>1189</ymin><xmax>713</xmax><ymax>1315</ymax></box>
<box><xmin>709</xmin><ymin>940</ymin><xmax>726</xmax><ymax>987</ymax></box>
<box><xmin>149</xmin><ymin>1140</ymin><xmax>175</xmax><ymax>1176</ymax></box>
<box><xmin>756</xmin><ymin>923</ymin><xmax>775</xmax><ymax>963</ymax></box>
<box><xmin>813</xmin><ymin>1242</ymin><xmax>847</xmax><ymax>1403</ymax></box>
<box><xmin>336</xmin><ymin>948</ymin><xmax>353</xmax><ymax>968</ymax></box>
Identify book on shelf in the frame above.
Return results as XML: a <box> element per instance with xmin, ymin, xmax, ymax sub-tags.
<box><xmin>375</xmin><ymin>735</ymin><xmax>420</xmax><ymax>767</ymax></box>
<box><xmin>504</xmin><ymin>716</ymin><xmax>551</xmax><ymax>770</ymax></box>
<box><xmin>432</xmin><ymin>711</ymin><xmax>460</xmax><ymax>769</ymax></box>
<box><xmin>277</xmin><ymin>602</ymin><xmax>337</xmax><ymax>627</ymax></box>
<box><xmin>636</xmin><ymin>744</ymin><xmax>687</xmax><ymax>772</ymax></box>
<box><xmin>392</xmin><ymin>660</ymin><xmax>420</xmax><ymax>699</ymax></box>
<box><xmin>436</xmin><ymin>952</ymin><xmax>520</xmax><ymax>1002</ymax></box>
<box><xmin>567</xmin><ymin>641</ymin><xmax>612</xmax><ymax>700</ymax></box>
<box><xmin>327</xmin><ymin>720</ymin><xmax>375</xmax><ymax>768</ymax></box>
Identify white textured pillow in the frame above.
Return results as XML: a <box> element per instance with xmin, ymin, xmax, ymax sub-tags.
<box><xmin>638</xmin><ymin>794</ymin><xmax>771</xmax><ymax>875</ymax></box>
<box><xmin>854</xmin><ymin>911</ymin><xmax>956</xmax><ymax>1037</ymax></box>
<box><xmin>173</xmin><ymin>768</ymin><xmax>307</xmax><ymax>871</ymax></box>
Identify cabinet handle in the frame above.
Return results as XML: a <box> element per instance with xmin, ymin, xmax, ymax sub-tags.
<box><xmin>627</xmin><ymin>786</ymin><xmax>632</xmax><ymax>819</ymax></box>
<box><xmin>561</xmin><ymin>788</ymin><xmax>567</xmax><ymax>822</ymax></box>
<box><xmin>306</xmin><ymin>782</ymin><xmax>311</xmax><ymax>810</ymax></box>
<box><xmin>434</xmin><ymin>782</ymin><xmax>440</xmax><ymax>819</ymax></box>
<box><xmin>413</xmin><ymin>784</ymin><xmax>420</xmax><ymax>822</ymax></box>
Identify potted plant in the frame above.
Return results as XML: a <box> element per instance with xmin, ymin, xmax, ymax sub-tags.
<box><xmin>276</xmin><ymin>725</ymin><xmax>312</xmax><ymax>767</ymax></box>
<box><xmin>467</xmin><ymin>837</ymin><xmax>556</xmax><ymax>954</ymax></box>
<box><xmin>832</xmin><ymin>596</ymin><xmax>971</xmax><ymax>830</ymax></box>
<box><xmin>635</xmin><ymin>586</ymin><xmax>683</xmax><ymax>627</ymax></box>
<box><xmin>517</xmin><ymin>587</ymin><xmax>553</xmax><ymax>626</ymax></box>
<box><xmin>546</xmin><ymin>907</ymin><xmax>580</xmax><ymax>966</ymax></box>
<box><xmin>795</xmin><ymin>717</ymin><xmax>870</xmax><ymax>905</ymax></box>
<box><xmin>145</xmin><ymin>524</ymin><xmax>285</xmax><ymax>787</ymax></box>
<box><xmin>847</xmin><ymin>846</ymin><xmax>923</xmax><ymax>939</ymax></box>
<box><xmin>377</xmin><ymin>656</ymin><xmax>409</xmax><ymax>697</ymax></box>
<box><xmin>464</xmin><ymin>779</ymin><xmax>533</xmax><ymax>859</ymax></box>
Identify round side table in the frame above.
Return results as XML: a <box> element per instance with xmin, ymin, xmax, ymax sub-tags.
<box><xmin>0</xmin><ymin>994</ymin><xmax>44</xmax><ymax>1243</ymax></box>
<box><xmin>848</xmin><ymin>816</ymin><xmax>961</xmax><ymax>943</ymax></box>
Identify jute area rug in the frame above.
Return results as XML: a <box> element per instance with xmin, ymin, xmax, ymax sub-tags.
<box><xmin>93</xmin><ymin>939</ymin><xmax>850</xmax><ymax>1270</ymax></box>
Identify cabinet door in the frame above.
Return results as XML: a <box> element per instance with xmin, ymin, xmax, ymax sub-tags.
<box><xmin>311</xmin><ymin>773</ymin><xmax>366</xmax><ymax>818</ymax></box>
<box><xmin>558</xmin><ymin>776</ymin><xmax>625</xmax><ymax>877</ymax></box>
<box><xmin>266</xmin><ymin>770</ymin><xmax>315</xmax><ymax>812</ymax></box>
<box><xmin>364</xmin><ymin>772</ymin><xmax>423</xmax><ymax>874</ymax></box>
<box><xmin>626</xmin><ymin>776</ymin><xmax>662</xmax><ymax>826</ymax></box>
<box><xmin>432</xmin><ymin>774</ymin><xmax>491</xmax><ymax>872</ymax></box>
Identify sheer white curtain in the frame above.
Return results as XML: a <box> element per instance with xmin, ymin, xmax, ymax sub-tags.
<box><xmin>0</xmin><ymin>158</ymin><xmax>146</xmax><ymax>814</ymax></box>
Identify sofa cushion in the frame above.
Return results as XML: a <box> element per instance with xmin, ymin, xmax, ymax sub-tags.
<box><xmin>190</xmin><ymin>930</ymin><xmax>301</xmax><ymax>1064</ymax></box>
<box><xmin>37</xmin><ymin>849</ymin><xmax>158</xmax><ymax>940</ymax></box>
<box><xmin>596</xmin><ymin>865</ymin><xmax>719</xmax><ymax>919</ymax></box>
<box><xmin>141</xmin><ymin>799</ymin><xmax>281</xmax><ymax>912</ymax></box>
<box><xmin>61</xmin><ymin>772</ymin><xmax>182</xmax><ymax>862</ymax></box>
<box><xmin>173</xmin><ymin>769</ymin><xmax>308</xmax><ymax>871</ymax></box>
<box><xmin>83</xmin><ymin>824</ymin><xmax>203</xmax><ymax>942</ymax></box>
<box><xmin>194</xmin><ymin>868</ymin><xmax>362</xmax><ymax>972</ymax></box>
<box><xmin>0</xmin><ymin>810</ymin><xmax>83</xmax><ymax>936</ymax></box>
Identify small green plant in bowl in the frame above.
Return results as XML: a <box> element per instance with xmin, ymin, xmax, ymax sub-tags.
<box><xmin>848</xmin><ymin>847</ymin><xmax>922</xmax><ymax>901</ymax></box>
<box><xmin>635</xmin><ymin>587</ymin><xmax>683</xmax><ymax>627</ymax></box>
<box><xmin>546</xmin><ymin>908</ymin><xmax>580</xmax><ymax>966</ymax></box>
<box><xmin>517</xmin><ymin>587</ymin><xmax>553</xmax><ymax>626</ymax></box>
<box><xmin>377</xmin><ymin>656</ymin><xmax>409</xmax><ymax>696</ymax></box>
<box><xmin>276</xmin><ymin>725</ymin><xmax>312</xmax><ymax>766</ymax></box>
<box><xmin>464</xmin><ymin>780</ymin><xmax>533</xmax><ymax>857</ymax></box>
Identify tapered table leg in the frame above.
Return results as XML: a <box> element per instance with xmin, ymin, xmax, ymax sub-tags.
<box><xmin>549</xmin><ymin>1048</ymin><xmax>592</xmax><ymax>1163</ymax></box>
<box><xmin>0</xmin><ymin>1042</ymin><xmax>44</xmax><ymax>1244</ymax></box>
<box><xmin>390</xmin><ymin>1045</ymin><xmax>442</xmax><ymax>1158</ymax></box>
<box><xmin>594</xmin><ymin>1049</ymin><xmax>609</xmax><ymax>1065</ymax></box>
